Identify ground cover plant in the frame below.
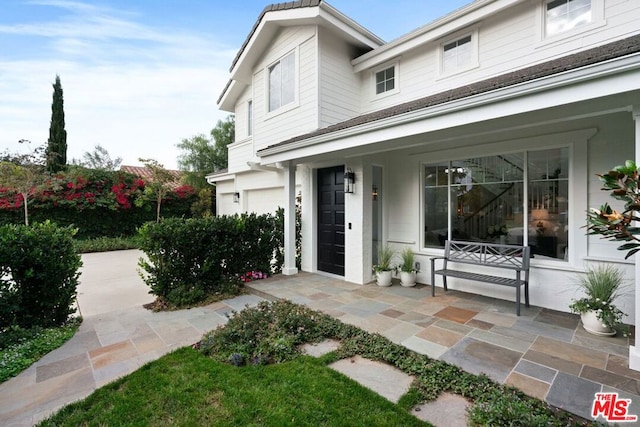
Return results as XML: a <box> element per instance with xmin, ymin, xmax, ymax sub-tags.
<box><xmin>39</xmin><ymin>300</ymin><xmax>594</xmax><ymax>426</ymax></box>
<box><xmin>0</xmin><ymin>319</ymin><xmax>80</xmax><ymax>383</ymax></box>
<box><xmin>73</xmin><ymin>235</ymin><xmax>140</xmax><ymax>253</ymax></box>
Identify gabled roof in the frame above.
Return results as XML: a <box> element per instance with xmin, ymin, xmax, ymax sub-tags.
<box><xmin>258</xmin><ymin>33</ymin><xmax>640</xmax><ymax>155</ymax></box>
<box><xmin>217</xmin><ymin>0</ymin><xmax>383</xmax><ymax>111</ymax></box>
<box><xmin>229</xmin><ymin>0</ymin><xmax>321</xmax><ymax>72</ymax></box>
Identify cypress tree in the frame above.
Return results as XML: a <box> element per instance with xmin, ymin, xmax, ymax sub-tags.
<box><xmin>46</xmin><ymin>75</ymin><xmax>67</xmax><ymax>172</ymax></box>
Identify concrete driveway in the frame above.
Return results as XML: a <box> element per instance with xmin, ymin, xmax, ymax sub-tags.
<box><xmin>76</xmin><ymin>249</ymin><xmax>154</xmax><ymax>317</ymax></box>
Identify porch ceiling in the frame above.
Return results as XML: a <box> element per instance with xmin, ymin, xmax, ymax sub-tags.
<box><xmin>268</xmin><ymin>90</ymin><xmax>640</xmax><ymax>166</ymax></box>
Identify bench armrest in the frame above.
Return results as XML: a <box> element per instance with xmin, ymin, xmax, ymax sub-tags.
<box><xmin>430</xmin><ymin>256</ymin><xmax>446</xmax><ymax>297</ymax></box>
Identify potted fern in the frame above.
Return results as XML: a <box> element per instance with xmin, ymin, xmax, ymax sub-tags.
<box><xmin>569</xmin><ymin>264</ymin><xmax>627</xmax><ymax>336</ymax></box>
<box><xmin>397</xmin><ymin>247</ymin><xmax>419</xmax><ymax>287</ymax></box>
<box><xmin>373</xmin><ymin>245</ymin><xmax>394</xmax><ymax>287</ymax></box>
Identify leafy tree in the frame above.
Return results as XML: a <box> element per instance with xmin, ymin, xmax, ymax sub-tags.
<box><xmin>177</xmin><ymin>115</ymin><xmax>234</xmax><ymax>190</ymax></box>
<box><xmin>46</xmin><ymin>75</ymin><xmax>68</xmax><ymax>173</ymax></box>
<box><xmin>0</xmin><ymin>162</ymin><xmax>45</xmax><ymax>226</ymax></box>
<box><xmin>73</xmin><ymin>145</ymin><xmax>122</xmax><ymax>170</ymax></box>
<box><xmin>587</xmin><ymin>160</ymin><xmax>640</xmax><ymax>258</ymax></box>
<box><xmin>137</xmin><ymin>158</ymin><xmax>175</xmax><ymax>222</ymax></box>
<box><xmin>0</xmin><ymin>141</ymin><xmax>48</xmax><ymax>226</ymax></box>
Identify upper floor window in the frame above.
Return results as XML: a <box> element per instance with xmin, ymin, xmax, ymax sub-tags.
<box><xmin>375</xmin><ymin>66</ymin><xmax>395</xmax><ymax>95</ymax></box>
<box><xmin>546</xmin><ymin>0</ymin><xmax>592</xmax><ymax>37</ymax></box>
<box><xmin>268</xmin><ymin>52</ymin><xmax>295</xmax><ymax>112</ymax></box>
<box><xmin>439</xmin><ymin>30</ymin><xmax>478</xmax><ymax>76</ymax></box>
<box><xmin>443</xmin><ymin>35</ymin><xmax>472</xmax><ymax>71</ymax></box>
<box><xmin>247</xmin><ymin>100</ymin><xmax>253</xmax><ymax>136</ymax></box>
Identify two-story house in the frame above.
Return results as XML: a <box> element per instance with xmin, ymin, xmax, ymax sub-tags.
<box><xmin>208</xmin><ymin>0</ymin><xmax>640</xmax><ymax>368</ymax></box>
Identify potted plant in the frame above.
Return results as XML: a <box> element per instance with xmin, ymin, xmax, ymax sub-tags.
<box><xmin>397</xmin><ymin>247</ymin><xmax>419</xmax><ymax>287</ymax></box>
<box><xmin>569</xmin><ymin>264</ymin><xmax>627</xmax><ymax>336</ymax></box>
<box><xmin>373</xmin><ymin>245</ymin><xmax>394</xmax><ymax>287</ymax></box>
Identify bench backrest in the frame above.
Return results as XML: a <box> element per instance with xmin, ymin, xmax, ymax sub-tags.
<box><xmin>444</xmin><ymin>240</ymin><xmax>530</xmax><ymax>271</ymax></box>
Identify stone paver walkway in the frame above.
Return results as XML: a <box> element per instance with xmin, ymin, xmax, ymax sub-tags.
<box><xmin>2</xmin><ymin>249</ymin><xmax>638</xmax><ymax>425</ymax></box>
<box><xmin>248</xmin><ymin>272</ymin><xmax>640</xmax><ymax>422</ymax></box>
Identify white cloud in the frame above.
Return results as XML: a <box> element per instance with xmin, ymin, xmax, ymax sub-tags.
<box><xmin>0</xmin><ymin>1</ymin><xmax>235</xmax><ymax>170</ymax></box>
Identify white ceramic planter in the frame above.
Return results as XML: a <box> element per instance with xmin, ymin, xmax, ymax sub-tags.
<box><xmin>376</xmin><ymin>270</ymin><xmax>393</xmax><ymax>287</ymax></box>
<box><xmin>400</xmin><ymin>271</ymin><xmax>416</xmax><ymax>287</ymax></box>
<box><xmin>581</xmin><ymin>310</ymin><xmax>616</xmax><ymax>336</ymax></box>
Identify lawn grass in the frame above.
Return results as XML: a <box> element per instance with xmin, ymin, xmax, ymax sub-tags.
<box><xmin>38</xmin><ymin>347</ymin><xmax>430</xmax><ymax>427</ymax></box>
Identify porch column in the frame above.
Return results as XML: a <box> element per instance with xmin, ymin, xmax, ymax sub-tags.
<box><xmin>630</xmin><ymin>106</ymin><xmax>640</xmax><ymax>371</ymax></box>
<box><xmin>282</xmin><ymin>162</ymin><xmax>298</xmax><ymax>276</ymax></box>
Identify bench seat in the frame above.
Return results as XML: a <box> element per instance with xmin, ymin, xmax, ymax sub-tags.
<box><xmin>430</xmin><ymin>240</ymin><xmax>531</xmax><ymax>315</ymax></box>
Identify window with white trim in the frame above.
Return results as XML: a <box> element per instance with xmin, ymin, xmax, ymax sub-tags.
<box><xmin>375</xmin><ymin>66</ymin><xmax>395</xmax><ymax>95</ymax></box>
<box><xmin>443</xmin><ymin>35</ymin><xmax>472</xmax><ymax>72</ymax></box>
<box><xmin>423</xmin><ymin>148</ymin><xmax>569</xmax><ymax>261</ymax></box>
<box><xmin>247</xmin><ymin>100</ymin><xmax>253</xmax><ymax>136</ymax></box>
<box><xmin>545</xmin><ymin>0</ymin><xmax>592</xmax><ymax>37</ymax></box>
<box><xmin>268</xmin><ymin>52</ymin><xmax>295</xmax><ymax>112</ymax></box>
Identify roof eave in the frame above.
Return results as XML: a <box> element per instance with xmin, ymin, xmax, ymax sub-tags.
<box><xmin>352</xmin><ymin>0</ymin><xmax>526</xmax><ymax>73</ymax></box>
<box><xmin>258</xmin><ymin>53</ymin><xmax>640</xmax><ymax>162</ymax></box>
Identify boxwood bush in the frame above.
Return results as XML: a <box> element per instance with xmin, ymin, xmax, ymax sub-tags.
<box><xmin>138</xmin><ymin>212</ymin><xmax>284</xmax><ymax>307</ymax></box>
<box><xmin>0</xmin><ymin>221</ymin><xmax>82</xmax><ymax>328</ymax></box>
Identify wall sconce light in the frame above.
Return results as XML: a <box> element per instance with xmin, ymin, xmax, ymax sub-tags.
<box><xmin>233</xmin><ymin>192</ymin><xmax>240</xmax><ymax>203</ymax></box>
<box><xmin>344</xmin><ymin>168</ymin><xmax>355</xmax><ymax>194</ymax></box>
<box><xmin>372</xmin><ymin>185</ymin><xmax>378</xmax><ymax>201</ymax></box>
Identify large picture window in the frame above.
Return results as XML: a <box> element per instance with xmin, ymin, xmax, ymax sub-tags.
<box><xmin>268</xmin><ymin>52</ymin><xmax>295</xmax><ymax>112</ymax></box>
<box><xmin>424</xmin><ymin>148</ymin><xmax>569</xmax><ymax>261</ymax></box>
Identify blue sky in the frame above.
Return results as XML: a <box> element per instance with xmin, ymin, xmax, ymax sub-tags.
<box><xmin>1</xmin><ymin>0</ymin><xmax>472</xmax><ymax>169</ymax></box>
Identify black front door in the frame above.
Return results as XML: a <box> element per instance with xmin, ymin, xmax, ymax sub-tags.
<box><xmin>317</xmin><ymin>166</ymin><xmax>345</xmax><ymax>276</ymax></box>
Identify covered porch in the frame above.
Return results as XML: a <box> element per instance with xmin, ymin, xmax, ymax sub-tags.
<box><xmin>248</xmin><ymin>272</ymin><xmax>639</xmax><ymax>421</ymax></box>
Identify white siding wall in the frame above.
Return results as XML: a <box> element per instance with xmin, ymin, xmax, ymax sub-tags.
<box><xmin>234</xmin><ymin>87</ymin><xmax>252</xmax><ymax>143</ymax></box>
<box><xmin>251</xmin><ymin>26</ymin><xmax>319</xmax><ymax>153</ymax></box>
<box><xmin>318</xmin><ymin>28</ymin><xmax>362</xmax><ymax>128</ymax></box>
<box><xmin>227</xmin><ymin>140</ymin><xmax>253</xmax><ymax>174</ymax></box>
<box><xmin>358</xmin><ymin>0</ymin><xmax>640</xmax><ymax>114</ymax></box>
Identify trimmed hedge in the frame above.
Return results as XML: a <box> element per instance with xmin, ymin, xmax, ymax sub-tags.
<box><xmin>138</xmin><ymin>212</ymin><xmax>284</xmax><ymax>307</ymax></box>
<box><xmin>0</xmin><ymin>167</ymin><xmax>197</xmax><ymax>239</ymax></box>
<box><xmin>0</xmin><ymin>221</ymin><xmax>82</xmax><ymax>328</ymax></box>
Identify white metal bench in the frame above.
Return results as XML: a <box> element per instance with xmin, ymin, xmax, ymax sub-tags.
<box><xmin>430</xmin><ymin>240</ymin><xmax>531</xmax><ymax>316</ymax></box>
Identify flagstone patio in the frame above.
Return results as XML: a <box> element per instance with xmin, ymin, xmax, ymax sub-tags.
<box><xmin>247</xmin><ymin>272</ymin><xmax>640</xmax><ymax>421</ymax></box>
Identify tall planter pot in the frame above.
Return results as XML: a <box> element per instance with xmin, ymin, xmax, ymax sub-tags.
<box><xmin>376</xmin><ymin>270</ymin><xmax>392</xmax><ymax>287</ymax></box>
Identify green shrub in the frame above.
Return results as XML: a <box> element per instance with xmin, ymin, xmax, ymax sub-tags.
<box><xmin>137</xmin><ymin>212</ymin><xmax>283</xmax><ymax>307</ymax></box>
<box><xmin>0</xmin><ymin>318</ymin><xmax>80</xmax><ymax>383</ymax></box>
<box><xmin>0</xmin><ymin>221</ymin><xmax>82</xmax><ymax>328</ymax></box>
<box><xmin>198</xmin><ymin>300</ymin><xmax>336</xmax><ymax>364</ymax></box>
